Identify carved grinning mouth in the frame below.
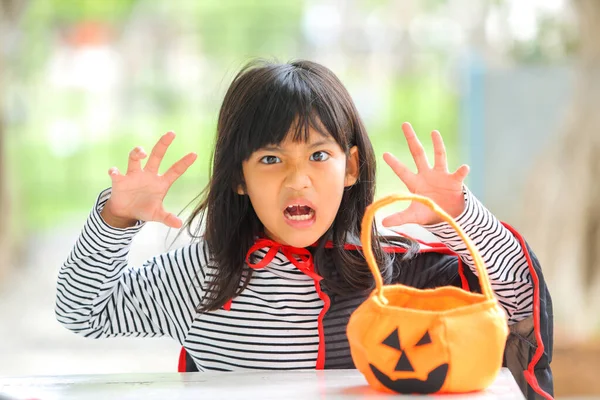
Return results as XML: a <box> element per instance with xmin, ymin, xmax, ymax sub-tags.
<box><xmin>369</xmin><ymin>363</ymin><xmax>449</xmax><ymax>394</ymax></box>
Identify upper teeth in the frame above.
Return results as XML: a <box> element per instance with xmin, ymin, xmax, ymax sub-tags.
<box><xmin>288</xmin><ymin>204</ymin><xmax>306</xmax><ymax>209</ymax></box>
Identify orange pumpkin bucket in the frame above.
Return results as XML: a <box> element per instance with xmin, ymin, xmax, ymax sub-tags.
<box><xmin>347</xmin><ymin>194</ymin><xmax>509</xmax><ymax>394</ymax></box>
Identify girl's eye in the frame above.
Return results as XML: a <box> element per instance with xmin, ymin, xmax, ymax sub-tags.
<box><xmin>310</xmin><ymin>151</ymin><xmax>330</xmax><ymax>162</ymax></box>
<box><xmin>260</xmin><ymin>155</ymin><xmax>281</xmax><ymax>164</ymax></box>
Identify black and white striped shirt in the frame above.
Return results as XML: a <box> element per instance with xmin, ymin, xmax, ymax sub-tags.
<box><xmin>55</xmin><ymin>188</ymin><xmax>533</xmax><ymax>371</ymax></box>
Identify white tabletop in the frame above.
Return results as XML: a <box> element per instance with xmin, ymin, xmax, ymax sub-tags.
<box><xmin>0</xmin><ymin>368</ymin><xmax>523</xmax><ymax>400</ymax></box>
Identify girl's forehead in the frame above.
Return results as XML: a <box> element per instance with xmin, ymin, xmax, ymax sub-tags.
<box><xmin>261</xmin><ymin>128</ymin><xmax>337</xmax><ymax>150</ymax></box>
<box><xmin>282</xmin><ymin>127</ymin><xmax>333</xmax><ymax>144</ymax></box>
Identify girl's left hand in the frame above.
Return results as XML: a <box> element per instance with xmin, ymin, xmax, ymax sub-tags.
<box><xmin>381</xmin><ymin>122</ymin><xmax>470</xmax><ymax>227</ymax></box>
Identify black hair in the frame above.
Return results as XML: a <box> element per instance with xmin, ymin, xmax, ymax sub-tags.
<box><xmin>184</xmin><ymin>59</ymin><xmax>418</xmax><ymax>312</ymax></box>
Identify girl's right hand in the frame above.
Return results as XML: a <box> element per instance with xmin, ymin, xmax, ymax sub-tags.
<box><xmin>100</xmin><ymin>131</ymin><xmax>197</xmax><ymax>229</ymax></box>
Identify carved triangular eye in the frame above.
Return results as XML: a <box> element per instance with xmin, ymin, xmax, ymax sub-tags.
<box><xmin>416</xmin><ymin>331</ymin><xmax>432</xmax><ymax>346</ymax></box>
<box><xmin>382</xmin><ymin>328</ymin><xmax>401</xmax><ymax>350</ymax></box>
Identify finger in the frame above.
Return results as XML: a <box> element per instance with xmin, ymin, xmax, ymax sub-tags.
<box><xmin>157</xmin><ymin>209</ymin><xmax>183</xmax><ymax>229</ymax></box>
<box><xmin>145</xmin><ymin>131</ymin><xmax>175</xmax><ymax>174</ymax></box>
<box><xmin>381</xmin><ymin>210</ymin><xmax>414</xmax><ymax>227</ymax></box>
<box><xmin>108</xmin><ymin>167</ymin><xmax>125</xmax><ymax>183</ymax></box>
<box><xmin>431</xmin><ymin>130</ymin><xmax>448</xmax><ymax>172</ymax></box>
<box><xmin>127</xmin><ymin>147</ymin><xmax>147</xmax><ymax>174</ymax></box>
<box><xmin>402</xmin><ymin>122</ymin><xmax>430</xmax><ymax>172</ymax></box>
<box><xmin>383</xmin><ymin>152</ymin><xmax>417</xmax><ymax>191</ymax></box>
<box><xmin>452</xmin><ymin>164</ymin><xmax>470</xmax><ymax>182</ymax></box>
<box><xmin>163</xmin><ymin>152</ymin><xmax>198</xmax><ymax>185</ymax></box>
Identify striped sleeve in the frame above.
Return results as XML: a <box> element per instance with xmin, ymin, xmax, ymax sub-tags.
<box><xmin>424</xmin><ymin>187</ymin><xmax>533</xmax><ymax>325</ymax></box>
<box><xmin>55</xmin><ymin>188</ymin><xmax>207</xmax><ymax>343</ymax></box>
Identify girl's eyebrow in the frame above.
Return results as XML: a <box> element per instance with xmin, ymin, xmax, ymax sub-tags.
<box><xmin>258</xmin><ymin>138</ymin><xmax>336</xmax><ymax>153</ymax></box>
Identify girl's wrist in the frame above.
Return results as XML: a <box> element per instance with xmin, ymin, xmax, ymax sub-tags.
<box><xmin>100</xmin><ymin>200</ymin><xmax>138</xmax><ymax>229</ymax></box>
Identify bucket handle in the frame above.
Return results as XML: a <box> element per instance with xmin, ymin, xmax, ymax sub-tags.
<box><xmin>361</xmin><ymin>194</ymin><xmax>495</xmax><ymax>304</ymax></box>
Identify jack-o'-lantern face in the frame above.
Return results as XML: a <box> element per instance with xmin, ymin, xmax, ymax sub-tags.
<box><xmin>368</xmin><ymin>326</ymin><xmax>449</xmax><ymax>394</ymax></box>
<box><xmin>369</xmin><ymin>329</ymin><xmax>448</xmax><ymax>393</ymax></box>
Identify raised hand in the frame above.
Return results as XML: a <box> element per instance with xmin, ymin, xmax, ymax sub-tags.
<box><xmin>381</xmin><ymin>122</ymin><xmax>469</xmax><ymax>227</ymax></box>
<box><xmin>100</xmin><ymin>131</ymin><xmax>197</xmax><ymax>229</ymax></box>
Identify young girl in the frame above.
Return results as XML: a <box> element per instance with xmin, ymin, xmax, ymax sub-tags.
<box><xmin>55</xmin><ymin>60</ymin><xmax>553</xmax><ymax>399</ymax></box>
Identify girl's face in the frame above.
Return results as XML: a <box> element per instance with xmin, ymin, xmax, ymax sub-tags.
<box><xmin>241</xmin><ymin>127</ymin><xmax>359</xmax><ymax>248</ymax></box>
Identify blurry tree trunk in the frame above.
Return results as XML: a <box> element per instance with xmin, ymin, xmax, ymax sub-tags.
<box><xmin>520</xmin><ymin>0</ymin><xmax>600</xmax><ymax>341</ymax></box>
<box><xmin>0</xmin><ymin>0</ymin><xmax>26</xmax><ymax>279</ymax></box>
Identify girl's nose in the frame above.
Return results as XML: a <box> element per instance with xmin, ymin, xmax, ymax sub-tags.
<box><xmin>284</xmin><ymin>165</ymin><xmax>312</xmax><ymax>191</ymax></box>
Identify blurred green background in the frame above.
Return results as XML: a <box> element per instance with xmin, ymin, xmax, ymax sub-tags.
<box><xmin>4</xmin><ymin>0</ymin><xmax>469</xmax><ymax>230</ymax></box>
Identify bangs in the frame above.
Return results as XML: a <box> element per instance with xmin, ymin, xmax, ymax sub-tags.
<box><xmin>228</xmin><ymin>62</ymin><xmax>354</xmax><ymax>162</ymax></box>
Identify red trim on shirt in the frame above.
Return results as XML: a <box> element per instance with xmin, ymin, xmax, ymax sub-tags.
<box><xmin>178</xmin><ymin>347</ymin><xmax>187</xmax><ymax>373</ymax></box>
<box><xmin>278</xmin><ymin>247</ymin><xmax>329</xmax><ymax>369</ymax></box>
<box><xmin>245</xmin><ymin>239</ymin><xmax>329</xmax><ymax>368</ymax></box>
<box><xmin>246</xmin><ymin>239</ymin><xmax>284</xmax><ymax>269</ymax></box>
<box><xmin>502</xmin><ymin>223</ymin><xmax>553</xmax><ymax>400</ymax></box>
<box><xmin>314</xmin><ymin>280</ymin><xmax>330</xmax><ymax>369</ymax></box>
<box><xmin>326</xmin><ymin>235</ymin><xmax>470</xmax><ymax>290</ymax></box>
<box><xmin>384</xmin><ymin>230</ymin><xmax>470</xmax><ymax>291</ymax></box>
<box><xmin>456</xmin><ymin>257</ymin><xmax>469</xmax><ymax>291</ymax></box>
<box><xmin>389</xmin><ymin>231</ymin><xmax>448</xmax><ymax>248</ymax></box>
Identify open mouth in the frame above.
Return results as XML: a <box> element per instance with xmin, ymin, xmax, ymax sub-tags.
<box><xmin>284</xmin><ymin>205</ymin><xmax>315</xmax><ymax>221</ymax></box>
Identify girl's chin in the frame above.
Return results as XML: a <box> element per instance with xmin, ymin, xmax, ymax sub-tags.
<box><xmin>270</xmin><ymin>229</ymin><xmax>326</xmax><ymax>249</ymax></box>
